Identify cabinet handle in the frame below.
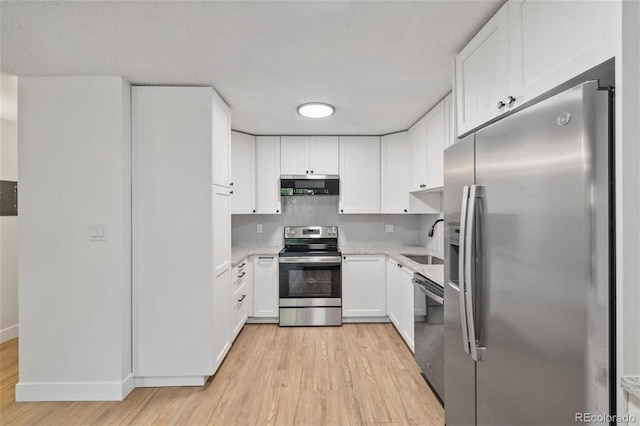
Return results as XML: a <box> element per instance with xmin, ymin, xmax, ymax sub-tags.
<box><xmin>238</xmin><ymin>272</ymin><xmax>246</xmax><ymax>278</ymax></box>
<box><xmin>229</xmin><ymin>190</ymin><xmax>234</xmax><ymax>195</ymax></box>
<box><xmin>230</xmin><ymin>182</ymin><xmax>234</xmax><ymax>186</ymax></box>
<box><xmin>398</xmin><ymin>264</ymin><xmax>403</xmax><ymax>268</ymax></box>
<box><xmin>506</xmin><ymin>95</ymin><xmax>516</xmax><ymax>105</ymax></box>
<box><xmin>497</xmin><ymin>100</ymin><xmax>506</xmax><ymax>109</ymax></box>
<box><xmin>258</xmin><ymin>256</ymin><xmax>273</xmax><ymax>260</ymax></box>
<box><xmin>238</xmin><ymin>294</ymin><xmax>246</xmax><ymax>303</ymax></box>
<box><xmin>239</xmin><ymin>262</ymin><xmax>246</xmax><ymax>268</ymax></box>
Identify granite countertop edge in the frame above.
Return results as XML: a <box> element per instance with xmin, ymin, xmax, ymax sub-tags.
<box><xmin>339</xmin><ymin>245</ymin><xmax>444</xmax><ymax>286</ymax></box>
<box><xmin>231</xmin><ymin>246</ymin><xmax>282</xmax><ymax>267</ymax></box>
<box><xmin>621</xmin><ymin>376</ymin><xmax>640</xmax><ymax>398</ymax></box>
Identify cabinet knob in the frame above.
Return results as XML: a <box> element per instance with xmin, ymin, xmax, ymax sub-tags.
<box><xmin>506</xmin><ymin>95</ymin><xmax>516</xmax><ymax>105</ymax></box>
<box><xmin>310</xmin><ymin>170</ymin><xmax>314</xmax><ymax>174</ymax></box>
<box><xmin>343</xmin><ymin>256</ymin><xmax>346</xmax><ymax>260</ymax></box>
<box><xmin>252</xmin><ymin>209</ymin><xmax>256</xmax><ymax>213</ymax></box>
<box><xmin>230</xmin><ymin>182</ymin><xmax>234</xmax><ymax>186</ymax></box>
<box><xmin>276</xmin><ymin>209</ymin><xmax>279</xmax><ymax>213</ymax></box>
<box><xmin>229</xmin><ymin>190</ymin><xmax>234</xmax><ymax>195</ymax></box>
<box><xmin>340</xmin><ymin>209</ymin><xmax>344</xmax><ymax>213</ymax></box>
<box><xmin>306</xmin><ymin>170</ymin><xmax>309</xmax><ymax>174</ymax></box>
<box><xmin>404</xmin><ymin>209</ymin><xmax>408</xmax><ymax>213</ymax></box>
<box><xmin>497</xmin><ymin>100</ymin><xmax>506</xmax><ymax>109</ymax></box>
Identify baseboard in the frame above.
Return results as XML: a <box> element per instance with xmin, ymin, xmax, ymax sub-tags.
<box><xmin>342</xmin><ymin>316</ymin><xmax>390</xmax><ymax>323</ymax></box>
<box><xmin>134</xmin><ymin>376</ymin><xmax>208</xmax><ymax>387</ymax></box>
<box><xmin>246</xmin><ymin>317</ymin><xmax>279</xmax><ymax>324</ymax></box>
<box><xmin>16</xmin><ymin>374</ymin><xmax>135</xmax><ymax>401</ymax></box>
<box><xmin>0</xmin><ymin>324</ymin><xmax>18</xmax><ymax>343</ymax></box>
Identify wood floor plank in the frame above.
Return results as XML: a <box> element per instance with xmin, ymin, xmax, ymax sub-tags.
<box><xmin>0</xmin><ymin>324</ymin><xmax>444</xmax><ymax>425</ymax></box>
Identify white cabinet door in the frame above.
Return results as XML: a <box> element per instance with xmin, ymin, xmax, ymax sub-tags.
<box><xmin>425</xmin><ymin>101</ymin><xmax>446</xmax><ymax>190</ymax></box>
<box><xmin>255</xmin><ymin>136</ymin><xmax>282</xmax><ymax>214</ymax></box>
<box><xmin>386</xmin><ymin>258</ymin><xmax>403</xmax><ymax>328</ymax></box>
<box><xmin>455</xmin><ymin>4</ymin><xmax>510</xmax><ymax>136</ymax></box>
<box><xmin>213</xmin><ymin>185</ymin><xmax>231</xmax><ymax>277</ymax></box>
<box><xmin>309</xmin><ymin>136</ymin><xmax>339</xmax><ymax>175</ymax></box>
<box><xmin>343</xmin><ymin>255</ymin><xmax>386</xmax><ymax>317</ymax></box>
<box><xmin>409</xmin><ymin>117</ymin><xmax>428</xmax><ymax>192</ymax></box>
<box><xmin>339</xmin><ymin>136</ymin><xmax>380</xmax><ymax>214</ymax></box>
<box><xmin>508</xmin><ymin>0</ymin><xmax>617</xmax><ymax>105</ymax></box>
<box><xmin>381</xmin><ymin>132</ymin><xmax>410</xmax><ymax>214</ymax></box>
<box><xmin>400</xmin><ymin>267</ymin><xmax>415</xmax><ymax>352</ymax></box>
<box><xmin>230</xmin><ymin>131</ymin><xmax>256</xmax><ymax>214</ymax></box>
<box><xmin>280</xmin><ymin>136</ymin><xmax>309</xmax><ymax>175</ymax></box>
<box><xmin>213</xmin><ymin>267</ymin><xmax>231</xmax><ymax>373</ymax></box>
<box><xmin>253</xmin><ymin>256</ymin><xmax>279</xmax><ymax>318</ymax></box>
<box><xmin>212</xmin><ymin>95</ymin><xmax>231</xmax><ymax>187</ymax></box>
<box><xmin>231</xmin><ymin>280</ymin><xmax>249</xmax><ymax>340</ymax></box>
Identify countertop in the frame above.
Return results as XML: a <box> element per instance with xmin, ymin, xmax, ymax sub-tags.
<box><xmin>339</xmin><ymin>245</ymin><xmax>444</xmax><ymax>286</ymax></box>
<box><xmin>621</xmin><ymin>376</ymin><xmax>640</xmax><ymax>398</ymax></box>
<box><xmin>231</xmin><ymin>246</ymin><xmax>282</xmax><ymax>267</ymax></box>
<box><xmin>231</xmin><ymin>244</ymin><xmax>444</xmax><ymax>287</ymax></box>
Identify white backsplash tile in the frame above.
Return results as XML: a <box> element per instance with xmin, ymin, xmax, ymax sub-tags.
<box><xmin>232</xmin><ymin>196</ymin><xmax>423</xmax><ymax>247</ymax></box>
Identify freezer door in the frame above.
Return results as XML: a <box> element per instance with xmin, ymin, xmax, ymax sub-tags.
<box><xmin>474</xmin><ymin>81</ymin><xmax>610</xmax><ymax>424</ymax></box>
<box><xmin>443</xmin><ymin>137</ymin><xmax>476</xmax><ymax>425</ymax></box>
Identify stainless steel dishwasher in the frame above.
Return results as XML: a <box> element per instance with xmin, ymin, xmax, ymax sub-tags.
<box><xmin>413</xmin><ymin>272</ymin><xmax>444</xmax><ymax>404</ymax></box>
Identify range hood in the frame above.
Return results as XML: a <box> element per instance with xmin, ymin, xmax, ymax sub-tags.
<box><xmin>280</xmin><ymin>175</ymin><xmax>339</xmax><ymax>196</ymax></box>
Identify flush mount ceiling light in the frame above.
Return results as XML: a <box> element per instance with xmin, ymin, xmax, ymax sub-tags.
<box><xmin>297</xmin><ymin>102</ymin><xmax>335</xmax><ymax>119</ymax></box>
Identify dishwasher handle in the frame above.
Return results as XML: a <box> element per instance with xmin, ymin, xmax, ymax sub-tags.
<box><xmin>412</xmin><ymin>280</ymin><xmax>444</xmax><ymax>305</ymax></box>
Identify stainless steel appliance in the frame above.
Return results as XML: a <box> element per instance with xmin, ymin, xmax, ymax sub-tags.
<box><xmin>413</xmin><ymin>272</ymin><xmax>444</xmax><ymax>403</ymax></box>
<box><xmin>279</xmin><ymin>226</ymin><xmax>342</xmax><ymax>326</ymax></box>
<box><xmin>444</xmin><ymin>81</ymin><xmax>614</xmax><ymax>425</ymax></box>
<box><xmin>280</xmin><ymin>175</ymin><xmax>339</xmax><ymax>196</ymax></box>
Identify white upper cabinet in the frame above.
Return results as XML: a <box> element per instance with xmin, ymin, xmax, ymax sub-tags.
<box><xmin>280</xmin><ymin>136</ymin><xmax>308</xmax><ymax>175</ymax></box>
<box><xmin>455</xmin><ymin>4</ymin><xmax>510</xmax><ymax>136</ymax></box>
<box><xmin>255</xmin><ymin>136</ymin><xmax>281</xmax><ymax>214</ymax></box>
<box><xmin>280</xmin><ymin>136</ymin><xmax>338</xmax><ymax>176</ymax></box>
<box><xmin>455</xmin><ymin>0</ymin><xmax>618</xmax><ymax>137</ymax></box>
<box><xmin>381</xmin><ymin>132</ymin><xmax>411</xmax><ymax>214</ymax></box>
<box><xmin>231</xmin><ymin>131</ymin><xmax>256</xmax><ymax>214</ymax></box>
<box><xmin>424</xmin><ymin>100</ymin><xmax>446</xmax><ymax>190</ymax></box>
<box><xmin>409</xmin><ymin>93</ymin><xmax>450</xmax><ymax>192</ymax></box>
<box><xmin>309</xmin><ymin>136</ymin><xmax>339</xmax><ymax>175</ymax></box>
<box><xmin>339</xmin><ymin>136</ymin><xmax>380</xmax><ymax>214</ymax></box>
<box><xmin>212</xmin><ymin>95</ymin><xmax>231</xmax><ymax>187</ymax></box>
<box><xmin>409</xmin><ymin>117</ymin><xmax>428</xmax><ymax>192</ymax></box>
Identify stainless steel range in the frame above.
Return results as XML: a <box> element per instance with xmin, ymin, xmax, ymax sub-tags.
<box><xmin>278</xmin><ymin>226</ymin><xmax>342</xmax><ymax>326</ymax></box>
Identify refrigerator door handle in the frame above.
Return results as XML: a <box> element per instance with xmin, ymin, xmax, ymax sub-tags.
<box><xmin>465</xmin><ymin>184</ymin><xmax>486</xmax><ymax>361</ymax></box>
<box><xmin>459</xmin><ymin>185</ymin><xmax>471</xmax><ymax>355</ymax></box>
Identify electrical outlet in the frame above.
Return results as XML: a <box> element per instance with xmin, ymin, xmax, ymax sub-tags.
<box><xmin>385</xmin><ymin>224</ymin><xmax>394</xmax><ymax>233</ymax></box>
<box><xmin>257</xmin><ymin>224</ymin><xmax>263</xmax><ymax>234</ymax></box>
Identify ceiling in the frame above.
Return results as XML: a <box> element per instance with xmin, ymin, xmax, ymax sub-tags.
<box><xmin>1</xmin><ymin>0</ymin><xmax>504</xmax><ymax>135</ymax></box>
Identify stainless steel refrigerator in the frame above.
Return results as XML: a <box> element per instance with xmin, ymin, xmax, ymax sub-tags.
<box><xmin>443</xmin><ymin>81</ymin><xmax>613</xmax><ymax>425</ymax></box>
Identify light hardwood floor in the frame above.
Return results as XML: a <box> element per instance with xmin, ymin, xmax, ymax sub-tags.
<box><xmin>0</xmin><ymin>324</ymin><xmax>444</xmax><ymax>425</ymax></box>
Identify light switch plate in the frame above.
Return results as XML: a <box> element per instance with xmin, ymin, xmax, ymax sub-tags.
<box><xmin>257</xmin><ymin>224</ymin><xmax>263</xmax><ymax>234</ymax></box>
<box><xmin>385</xmin><ymin>224</ymin><xmax>394</xmax><ymax>233</ymax></box>
<box><xmin>89</xmin><ymin>224</ymin><xmax>108</xmax><ymax>241</ymax></box>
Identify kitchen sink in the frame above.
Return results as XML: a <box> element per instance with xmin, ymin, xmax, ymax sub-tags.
<box><xmin>401</xmin><ymin>254</ymin><xmax>444</xmax><ymax>265</ymax></box>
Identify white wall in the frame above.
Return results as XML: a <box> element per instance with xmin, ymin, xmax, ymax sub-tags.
<box><xmin>1</xmin><ymin>72</ymin><xmax>19</xmax><ymax>343</ymax></box>
<box><xmin>16</xmin><ymin>77</ymin><xmax>133</xmax><ymax>401</ymax></box>
<box><xmin>419</xmin><ymin>212</ymin><xmax>444</xmax><ymax>257</ymax></box>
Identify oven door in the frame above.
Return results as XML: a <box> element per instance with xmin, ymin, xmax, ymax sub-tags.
<box><xmin>279</xmin><ymin>256</ymin><xmax>341</xmax><ymax>305</ymax></box>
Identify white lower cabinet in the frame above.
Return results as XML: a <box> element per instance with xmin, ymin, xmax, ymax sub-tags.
<box><xmin>231</xmin><ymin>258</ymin><xmax>252</xmax><ymax>339</ymax></box>
<box><xmin>386</xmin><ymin>258</ymin><xmax>415</xmax><ymax>352</ymax></box>
<box><xmin>342</xmin><ymin>255</ymin><xmax>386</xmax><ymax>318</ymax></box>
<box><xmin>253</xmin><ymin>255</ymin><xmax>279</xmax><ymax>318</ymax></box>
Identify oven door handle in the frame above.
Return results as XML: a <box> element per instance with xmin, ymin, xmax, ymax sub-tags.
<box><xmin>412</xmin><ymin>280</ymin><xmax>444</xmax><ymax>305</ymax></box>
<box><xmin>279</xmin><ymin>256</ymin><xmax>342</xmax><ymax>265</ymax></box>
